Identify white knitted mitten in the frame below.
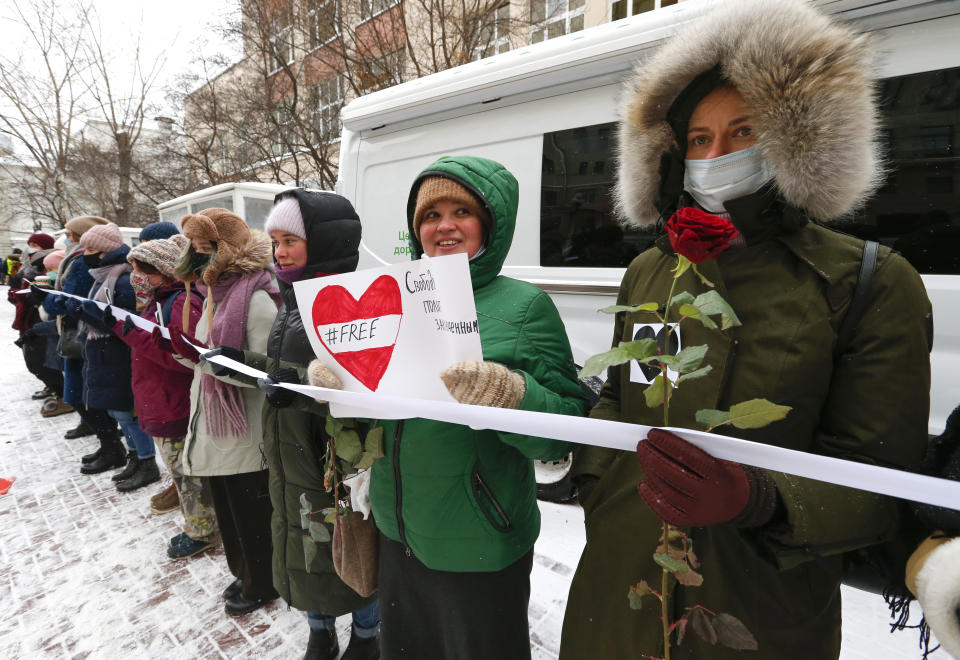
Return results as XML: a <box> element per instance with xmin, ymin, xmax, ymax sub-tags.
<box><xmin>908</xmin><ymin>534</ymin><xmax>960</xmax><ymax>658</ymax></box>
<box><xmin>307</xmin><ymin>360</ymin><xmax>343</xmax><ymax>403</ymax></box>
<box><xmin>440</xmin><ymin>360</ymin><xmax>526</xmax><ymax>409</ymax></box>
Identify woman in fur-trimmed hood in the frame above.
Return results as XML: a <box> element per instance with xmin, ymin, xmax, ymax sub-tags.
<box><xmin>561</xmin><ymin>1</ymin><xmax>931</xmax><ymax>659</ymax></box>
<box><xmin>162</xmin><ymin>207</ymin><xmax>282</xmax><ymax>615</ymax></box>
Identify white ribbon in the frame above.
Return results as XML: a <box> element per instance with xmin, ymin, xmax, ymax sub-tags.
<box><xmin>194</xmin><ymin>352</ymin><xmax>960</xmax><ymax>513</ymax></box>
<box><xmin>42</xmin><ymin>288</ymin><xmax>171</xmax><ymax>338</ymax></box>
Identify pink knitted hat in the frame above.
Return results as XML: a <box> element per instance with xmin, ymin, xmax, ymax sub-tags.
<box><xmin>80</xmin><ymin>222</ymin><xmax>124</xmax><ymax>253</ymax></box>
<box><xmin>264</xmin><ymin>197</ymin><xmax>306</xmax><ymax>240</ymax></box>
<box><xmin>43</xmin><ymin>250</ymin><xmax>66</xmax><ymax>271</ymax></box>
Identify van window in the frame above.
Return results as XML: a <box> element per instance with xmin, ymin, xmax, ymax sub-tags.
<box><xmin>540</xmin><ymin>121</ymin><xmax>654</xmax><ymax>267</ymax></box>
<box><xmin>846</xmin><ymin>66</ymin><xmax>960</xmax><ymax>275</ymax></box>
<box><xmin>160</xmin><ymin>205</ymin><xmax>188</xmax><ymax>224</ymax></box>
<box><xmin>190</xmin><ymin>196</ymin><xmax>234</xmax><ymax>214</ymax></box>
<box><xmin>243</xmin><ymin>197</ymin><xmax>275</xmax><ymax>230</ymax></box>
<box><xmin>539</xmin><ymin>66</ymin><xmax>960</xmax><ymax>274</ymax></box>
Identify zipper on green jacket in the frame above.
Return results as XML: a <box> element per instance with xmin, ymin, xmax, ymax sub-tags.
<box><xmin>391</xmin><ymin>420</ymin><xmax>411</xmax><ymax>556</ymax></box>
<box><xmin>471</xmin><ymin>464</ymin><xmax>514</xmax><ymax>533</ymax></box>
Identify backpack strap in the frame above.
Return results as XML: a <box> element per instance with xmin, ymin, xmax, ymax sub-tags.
<box><xmin>160</xmin><ymin>290</ymin><xmax>185</xmax><ymax>327</ymax></box>
<box><xmin>834</xmin><ymin>239</ymin><xmax>879</xmax><ymax>359</ymax></box>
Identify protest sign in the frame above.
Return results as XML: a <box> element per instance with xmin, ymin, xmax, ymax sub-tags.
<box><xmin>293</xmin><ymin>253</ymin><xmax>482</xmax><ymax>415</ymax></box>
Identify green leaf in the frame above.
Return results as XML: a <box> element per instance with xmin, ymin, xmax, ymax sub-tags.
<box><xmin>695</xmin><ymin>408</ymin><xmax>730</xmax><ymax>429</ymax></box>
<box><xmin>713</xmin><ymin>613</ymin><xmax>759</xmax><ymax>651</ymax></box>
<box><xmin>689</xmin><ymin>608</ymin><xmax>718</xmax><ymax>645</ymax></box>
<box><xmin>334</xmin><ymin>430</ymin><xmax>363</xmax><ymax>463</ymax></box>
<box><xmin>580</xmin><ymin>338</ymin><xmax>658</xmax><ymax>377</ymax></box>
<box><xmin>643</xmin><ymin>375</ymin><xmax>672</xmax><ymax>408</ymax></box>
<box><xmin>670</xmin><ymin>291</ymin><xmax>695</xmax><ymax>309</ymax></box>
<box><xmin>325</xmin><ymin>415</ymin><xmax>343</xmax><ymax>436</ymax></box>
<box><xmin>672</xmin><ymin>255</ymin><xmax>693</xmax><ymax>279</ymax></box>
<box><xmin>599</xmin><ymin>302</ymin><xmax>659</xmax><ymax>314</ymax></box>
<box><xmin>677</xmin><ymin>365</ymin><xmax>712</xmax><ymax>384</ymax></box>
<box><xmin>674</xmin><ymin>565</ymin><xmax>703</xmax><ymax>587</ymax></box>
<box><xmin>365</xmin><ymin>426</ymin><xmax>384</xmax><ymax>458</ymax></box>
<box><xmin>308</xmin><ymin>520</ymin><xmax>331</xmax><ymax>543</ymax></box>
<box><xmin>303</xmin><ymin>535</ymin><xmax>317</xmax><ymax>573</ymax></box>
<box><xmin>355</xmin><ymin>450</ymin><xmax>377</xmax><ymax>470</ymax></box>
<box><xmin>299</xmin><ymin>493</ymin><xmax>311</xmax><ymax>529</ymax></box>
<box><xmin>692</xmin><ymin>290</ymin><xmax>741</xmax><ymax>330</ymax></box>
<box><xmin>658</xmin><ymin>344</ymin><xmax>707</xmax><ymax>373</ymax></box>
<box><xmin>678</xmin><ymin>302</ymin><xmax>717</xmax><ymax>329</ymax></box>
<box><xmin>627</xmin><ymin>581</ymin><xmax>653</xmax><ymax>610</ymax></box>
<box><xmin>653</xmin><ymin>552</ymin><xmax>688</xmax><ymax>573</ymax></box>
<box><xmin>321</xmin><ymin>508</ymin><xmax>337</xmax><ymax>524</ymax></box>
<box><xmin>725</xmin><ymin>398</ymin><xmax>792</xmax><ymax>430</ymax></box>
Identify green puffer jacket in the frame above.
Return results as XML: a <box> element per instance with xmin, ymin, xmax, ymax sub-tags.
<box><xmin>560</xmin><ymin>200</ymin><xmax>932</xmax><ymax>659</ymax></box>
<box><xmin>370</xmin><ymin>156</ymin><xmax>588</xmax><ymax>572</ymax></box>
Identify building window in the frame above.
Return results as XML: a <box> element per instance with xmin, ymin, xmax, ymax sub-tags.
<box><xmin>357</xmin><ymin>48</ymin><xmax>404</xmax><ymax>93</ymax></box>
<box><xmin>315</xmin><ymin>75</ymin><xmax>344</xmax><ymax>139</ymax></box>
<box><xmin>307</xmin><ymin>0</ymin><xmax>339</xmax><ymax>49</ymax></box>
<box><xmin>360</xmin><ymin>0</ymin><xmax>399</xmax><ymax>21</ymax></box>
<box><xmin>267</xmin><ymin>14</ymin><xmax>294</xmax><ymax>74</ymax></box>
<box><xmin>475</xmin><ymin>3</ymin><xmax>512</xmax><ymax>60</ymax></box>
<box><xmin>611</xmin><ymin>0</ymin><xmax>678</xmax><ymax>21</ymax></box>
<box><xmin>273</xmin><ymin>99</ymin><xmax>295</xmax><ymax>156</ymax></box>
<box><xmin>531</xmin><ymin>0</ymin><xmax>586</xmax><ymax>44</ymax></box>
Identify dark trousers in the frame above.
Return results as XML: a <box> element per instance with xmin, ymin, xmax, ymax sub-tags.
<box><xmin>208</xmin><ymin>470</ymin><xmax>277</xmax><ymax>601</ymax></box>
<box><xmin>379</xmin><ymin>535</ymin><xmax>533</xmax><ymax>660</ymax></box>
<box><xmin>77</xmin><ymin>406</ymin><xmax>119</xmax><ymax>445</ymax></box>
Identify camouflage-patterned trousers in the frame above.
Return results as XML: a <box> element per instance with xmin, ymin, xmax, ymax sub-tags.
<box><xmin>154</xmin><ymin>436</ymin><xmax>219</xmax><ymax>542</ymax></box>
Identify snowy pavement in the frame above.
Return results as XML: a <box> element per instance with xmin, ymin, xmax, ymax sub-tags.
<box><xmin>0</xmin><ymin>289</ymin><xmax>941</xmax><ymax>659</ymax></box>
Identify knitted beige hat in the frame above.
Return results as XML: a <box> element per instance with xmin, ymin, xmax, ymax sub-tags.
<box><xmin>412</xmin><ymin>177</ymin><xmax>488</xmax><ymax>239</ymax></box>
<box><xmin>80</xmin><ymin>222</ymin><xmax>124</xmax><ymax>253</ymax></box>
<box><xmin>64</xmin><ymin>215</ymin><xmax>108</xmax><ymax>237</ymax></box>
<box><xmin>128</xmin><ymin>237</ymin><xmax>186</xmax><ymax>279</ymax></box>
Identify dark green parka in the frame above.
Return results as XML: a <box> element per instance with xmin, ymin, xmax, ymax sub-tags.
<box><xmin>561</xmin><ymin>2</ymin><xmax>932</xmax><ymax>658</ymax></box>
<box><xmin>370</xmin><ymin>156</ymin><xmax>588</xmax><ymax>572</ymax></box>
<box><xmin>244</xmin><ymin>188</ymin><xmax>375</xmax><ymax>615</ymax></box>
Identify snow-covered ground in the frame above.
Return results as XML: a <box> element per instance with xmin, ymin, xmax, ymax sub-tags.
<box><xmin>0</xmin><ymin>288</ymin><xmax>941</xmax><ymax>658</ymax></box>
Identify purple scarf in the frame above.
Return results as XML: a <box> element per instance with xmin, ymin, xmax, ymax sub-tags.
<box><xmin>274</xmin><ymin>264</ymin><xmax>306</xmax><ymax>285</ymax></box>
<box><xmin>201</xmin><ymin>270</ymin><xmax>281</xmax><ymax>438</ymax></box>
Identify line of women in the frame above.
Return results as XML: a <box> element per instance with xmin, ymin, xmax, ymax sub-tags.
<box><xmin>22</xmin><ymin>0</ymin><xmax>960</xmax><ymax>658</ymax></box>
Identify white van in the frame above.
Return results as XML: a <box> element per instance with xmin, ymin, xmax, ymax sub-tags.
<box><xmin>337</xmin><ymin>0</ymin><xmax>960</xmax><ymax>438</ymax></box>
<box><xmin>156</xmin><ymin>182</ymin><xmax>288</xmax><ymax>231</ymax></box>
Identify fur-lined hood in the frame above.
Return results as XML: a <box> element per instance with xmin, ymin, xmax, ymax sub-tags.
<box><xmin>200</xmin><ymin>229</ymin><xmax>273</xmax><ymax>286</ymax></box>
<box><xmin>177</xmin><ymin>208</ymin><xmax>274</xmax><ymax>286</ymax></box>
<box><xmin>617</xmin><ymin>0</ymin><xmax>881</xmax><ymax>227</ymax></box>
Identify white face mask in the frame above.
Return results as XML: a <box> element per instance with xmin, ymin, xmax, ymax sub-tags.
<box><xmin>683</xmin><ymin>146</ymin><xmax>773</xmax><ymax>214</ymax></box>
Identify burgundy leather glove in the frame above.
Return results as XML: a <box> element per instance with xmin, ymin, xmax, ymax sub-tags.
<box><xmin>637</xmin><ymin>429</ymin><xmax>777</xmax><ymax>528</ymax></box>
<box><xmin>168</xmin><ymin>327</ymin><xmax>204</xmax><ymax>364</ymax></box>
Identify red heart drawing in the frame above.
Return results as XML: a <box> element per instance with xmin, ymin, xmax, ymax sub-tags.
<box><xmin>312</xmin><ymin>274</ymin><xmax>403</xmax><ymax>391</ymax></box>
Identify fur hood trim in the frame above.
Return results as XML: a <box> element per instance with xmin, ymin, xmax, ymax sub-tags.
<box><xmin>202</xmin><ymin>229</ymin><xmax>273</xmax><ymax>286</ymax></box>
<box><xmin>617</xmin><ymin>0</ymin><xmax>881</xmax><ymax>227</ymax></box>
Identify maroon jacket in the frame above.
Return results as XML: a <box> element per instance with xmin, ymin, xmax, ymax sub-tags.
<box><xmin>114</xmin><ymin>283</ymin><xmax>203</xmax><ymax>437</ymax></box>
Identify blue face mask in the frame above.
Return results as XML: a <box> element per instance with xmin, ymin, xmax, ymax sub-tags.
<box><xmin>683</xmin><ymin>146</ymin><xmax>774</xmax><ymax>213</ymax></box>
<box><xmin>63</xmin><ymin>236</ymin><xmax>73</xmax><ymax>247</ymax></box>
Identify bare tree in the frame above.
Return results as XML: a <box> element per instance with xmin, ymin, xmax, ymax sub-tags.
<box><xmin>176</xmin><ymin>0</ymin><xmax>540</xmax><ymax>190</ymax></box>
<box><xmin>0</xmin><ymin>0</ymin><xmax>86</xmax><ymax>227</ymax></box>
<box><xmin>75</xmin><ymin>6</ymin><xmax>167</xmax><ymax>225</ymax></box>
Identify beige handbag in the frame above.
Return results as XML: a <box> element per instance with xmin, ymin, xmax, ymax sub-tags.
<box><xmin>332</xmin><ymin>510</ymin><xmax>379</xmax><ymax>597</ymax></box>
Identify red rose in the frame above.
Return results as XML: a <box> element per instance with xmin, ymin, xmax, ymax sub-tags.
<box><xmin>665</xmin><ymin>207</ymin><xmax>739</xmax><ymax>264</ymax></box>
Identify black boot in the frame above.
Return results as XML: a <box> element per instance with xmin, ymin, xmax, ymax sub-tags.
<box><xmin>80</xmin><ymin>435</ymin><xmax>126</xmax><ymax>474</ymax></box>
<box><xmin>116</xmin><ymin>456</ymin><xmax>160</xmax><ymax>492</ymax></box>
<box><xmin>81</xmin><ymin>447</ymin><xmax>101</xmax><ymax>464</ymax></box>
<box><xmin>341</xmin><ymin>626</ymin><xmax>380</xmax><ymax>660</ymax></box>
<box><xmin>112</xmin><ymin>450</ymin><xmax>139</xmax><ymax>482</ymax></box>
<box><xmin>67</xmin><ymin>422</ymin><xmax>95</xmax><ymax>440</ymax></box>
<box><xmin>303</xmin><ymin>627</ymin><xmax>339</xmax><ymax>660</ymax></box>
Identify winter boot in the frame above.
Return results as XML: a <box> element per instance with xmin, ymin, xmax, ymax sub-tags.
<box><xmin>167</xmin><ymin>532</ymin><xmax>219</xmax><ymax>559</ymax></box>
<box><xmin>341</xmin><ymin>626</ymin><xmax>380</xmax><ymax>660</ymax></box>
<box><xmin>303</xmin><ymin>627</ymin><xmax>339</xmax><ymax>660</ymax></box>
<box><xmin>41</xmin><ymin>396</ymin><xmax>73</xmax><ymax>417</ymax></box>
<box><xmin>66</xmin><ymin>422</ymin><xmax>95</xmax><ymax>440</ymax></box>
<box><xmin>116</xmin><ymin>456</ymin><xmax>160</xmax><ymax>493</ymax></box>
<box><xmin>150</xmin><ymin>483</ymin><xmax>180</xmax><ymax>514</ymax></box>
<box><xmin>31</xmin><ymin>387</ymin><xmax>53</xmax><ymax>400</ymax></box>
<box><xmin>222</xmin><ymin>579</ymin><xmax>242</xmax><ymax>601</ymax></box>
<box><xmin>81</xmin><ymin>447</ymin><xmax>101</xmax><ymax>464</ymax></box>
<box><xmin>80</xmin><ymin>434</ymin><xmax>126</xmax><ymax>475</ymax></box>
<box><xmin>111</xmin><ymin>450</ymin><xmax>139</xmax><ymax>482</ymax></box>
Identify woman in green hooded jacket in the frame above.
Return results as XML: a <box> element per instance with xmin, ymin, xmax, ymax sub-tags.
<box><xmin>310</xmin><ymin>155</ymin><xmax>587</xmax><ymax>659</ymax></box>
